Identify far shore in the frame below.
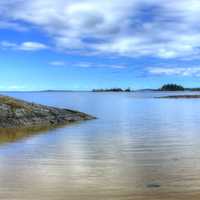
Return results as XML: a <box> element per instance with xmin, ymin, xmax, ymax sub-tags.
<box><xmin>156</xmin><ymin>95</ymin><xmax>200</xmax><ymax>99</ymax></box>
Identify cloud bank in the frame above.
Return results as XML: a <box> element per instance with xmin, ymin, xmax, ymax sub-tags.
<box><xmin>1</xmin><ymin>41</ymin><xmax>48</xmax><ymax>51</ymax></box>
<box><xmin>49</xmin><ymin>60</ymin><xmax>127</xmax><ymax>69</ymax></box>
<box><xmin>148</xmin><ymin>67</ymin><xmax>200</xmax><ymax>76</ymax></box>
<box><xmin>1</xmin><ymin>0</ymin><xmax>200</xmax><ymax>58</ymax></box>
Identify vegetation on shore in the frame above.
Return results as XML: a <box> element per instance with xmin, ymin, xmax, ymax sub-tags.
<box><xmin>92</xmin><ymin>84</ymin><xmax>197</xmax><ymax>92</ymax></box>
<box><xmin>159</xmin><ymin>84</ymin><xmax>185</xmax><ymax>91</ymax></box>
<box><xmin>92</xmin><ymin>88</ymin><xmax>131</xmax><ymax>92</ymax></box>
<box><xmin>155</xmin><ymin>83</ymin><xmax>200</xmax><ymax>98</ymax></box>
<box><xmin>137</xmin><ymin>84</ymin><xmax>200</xmax><ymax>92</ymax></box>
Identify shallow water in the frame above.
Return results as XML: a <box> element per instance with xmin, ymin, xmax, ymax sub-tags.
<box><xmin>1</xmin><ymin>91</ymin><xmax>200</xmax><ymax>199</ymax></box>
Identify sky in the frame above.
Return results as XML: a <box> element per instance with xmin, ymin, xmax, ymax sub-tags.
<box><xmin>1</xmin><ymin>0</ymin><xmax>200</xmax><ymax>91</ymax></box>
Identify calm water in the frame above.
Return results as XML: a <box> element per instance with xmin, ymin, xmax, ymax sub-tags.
<box><xmin>1</xmin><ymin>91</ymin><xmax>200</xmax><ymax>200</ymax></box>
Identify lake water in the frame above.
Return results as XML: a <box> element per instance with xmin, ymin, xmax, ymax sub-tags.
<box><xmin>1</xmin><ymin>91</ymin><xmax>200</xmax><ymax>200</ymax></box>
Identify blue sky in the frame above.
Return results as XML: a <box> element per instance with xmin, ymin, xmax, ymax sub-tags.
<box><xmin>1</xmin><ymin>0</ymin><xmax>200</xmax><ymax>91</ymax></box>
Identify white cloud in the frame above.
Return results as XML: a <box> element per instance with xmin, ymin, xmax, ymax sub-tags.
<box><xmin>18</xmin><ymin>42</ymin><xmax>48</xmax><ymax>51</ymax></box>
<box><xmin>2</xmin><ymin>0</ymin><xmax>200</xmax><ymax>58</ymax></box>
<box><xmin>0</xmin><ymin>41</ymin><xmax>48</xmax><ymax>51</ymax></box>
<box><xmin>49</xmin><ymin>61</ymin><xmax>126</xmax><ymax>69</ymax></box>
<box><xmin>109</xmin><ymin>65</ymin><xmax>126</xmax><ymax>69</ymax></box>
<box><xmin>77</xmin><ymin>62</ymin><xmax>93</xmax><ymax>68</ymax></box>
<box><xmin>0</xmin><ymin>21</ymin><xmax>27</xmax><ymax>31</ymax></box>
<box><xmin>8</xmin><ymin>85</ymin><xmax>26</xmax><ymax>90</ymax></box>
<box><xmin>80</xmin><ymin>63</ymin><xmax>126</xmax><ymax>69</ymax></box>
<box><xmin>49</xmin><ymin>61</ymin><xmax>65</xmax><ymax>66</ymax></box>
<box><xmin>1</xmin><ymin>41</ymin><xmax>17</xmax><ymax>48</ymax></box>
<box><xmin>0</xmin><ymin>85</ymin><xmax>27</xmax><ymax>91</ymax></box>
<box><xmin>148</xmin><ymin>67</ymin><xmax>200</xmax><ymax>76</ymax></box>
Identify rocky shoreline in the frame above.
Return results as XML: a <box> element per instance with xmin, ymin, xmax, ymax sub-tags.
<box><xmin>156</xmin><ymin>95</ymin><xmax>200</xmax><ymax>99</ymax></box>
<box><xmin>0</xmin><ymin>95</ymin><xmax>95</xmax><ymax>129</ymax></box>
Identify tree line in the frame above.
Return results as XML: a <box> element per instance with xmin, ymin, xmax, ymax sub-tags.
<box><xmin>92</xmin><ymin>88</ymin><xmax>131</xmax><ymax>92</ymax></box>
<box><xmin>92</xmin><ymin>84</ymin><xmax>200</xmax><ymax>92</ymax></box>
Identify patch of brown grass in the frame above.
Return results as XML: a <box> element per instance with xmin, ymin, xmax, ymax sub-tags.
<box><xmin>0</xmin><ymin>96</ymin><xmax>25</xmax><ymax>109</ymax></box>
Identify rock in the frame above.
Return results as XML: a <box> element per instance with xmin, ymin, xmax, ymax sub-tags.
<box><xmin>146</xmin><ymin>183</ymin><xmax>161</xmax><ymax>188</ymax></box>
<box><xmin>0</xmin><ymin>95</ymin><xmax>95</xmax><ymax>129</ymax></box>
<box><xmin>156</xmin><ymin>95</ymin><xmax>200</xmax><ymax>99</ymax></box>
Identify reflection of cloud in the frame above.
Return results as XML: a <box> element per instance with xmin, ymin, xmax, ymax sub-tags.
<box><xmin>0</xmin><ymin>105</ymin><xmax>200</xmax><ymax>198</ymax></box>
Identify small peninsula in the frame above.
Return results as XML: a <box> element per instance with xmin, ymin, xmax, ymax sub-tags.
<box><xmin>156</xmin><ymin>95</ymin><xmax>200</xmax><ymax>99</ymax></box>
<box><xmin>0</xmin><ymin>95</ymin><xmax>95</xmax><ymax>129</ymax></box>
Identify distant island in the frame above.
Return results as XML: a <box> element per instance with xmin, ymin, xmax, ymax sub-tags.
<box><xmin>159</xmin><ymin>84</ymin><xmax>185</xmax><ymax>91</ymax></box>
<box><xmin>141</xmin><ymin>84</ymin><xmax>200</xmax><ymax>92</ymax></box>
<box><xmin>92</xmin><ymin>88</ymin><xmax>131</xmax><ymax>92</ymax></box>
<box><xmin>158</xmin><ymin>84</ymin><xmax>200</xmax><ymax>92</ymax></box>
<box><xmin>3</xmin><ymin>84</ymin><xmax>200</xmax><ymax>93</ymax></box>
<box><xmin>0</xmin><ymin>95</ymin><xmax>95</xmax><ymax>129</ymax></box>
<box><xmin>92</xmin><ymin>84</ymin><xmax>200</xmax><ymax>92</ymax></box>
<box><xmin>156</xmin><ymin>83</ymin><xmax>200</xmax><ymax>99</ymax></box>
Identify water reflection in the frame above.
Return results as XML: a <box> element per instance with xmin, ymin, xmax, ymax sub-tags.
<box><xmin>0</xmin><ymin>127</ymin><xmax>52</xmax><ymax>145</ymax></box>
<box><xmin>0</xmin><ymin>92</ymin><xmax>200</xmax><ymax>199</ymax></box>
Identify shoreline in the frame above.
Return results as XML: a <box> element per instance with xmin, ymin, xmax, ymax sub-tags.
<box><xmin>0</xmin><ymin>95</ymin><xmax>95</xmax><ymax>129</ymax></box>
<box><xmin>156</xmin><ymin>95</ymin><xmax>200</xmax><ymax>99</ymax></box>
